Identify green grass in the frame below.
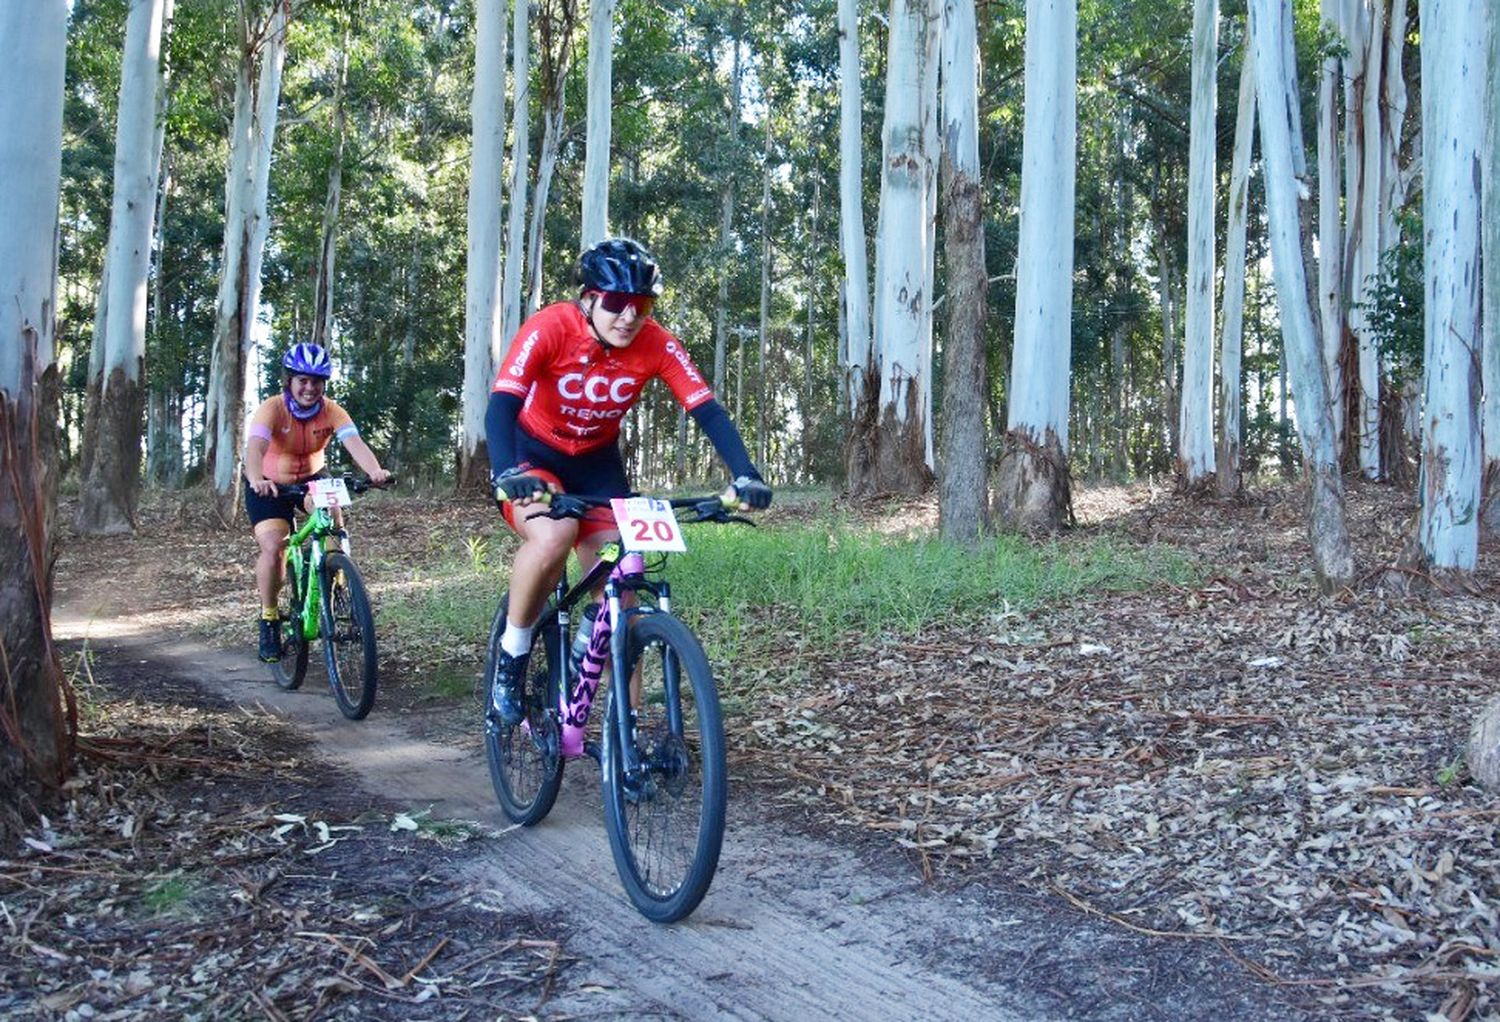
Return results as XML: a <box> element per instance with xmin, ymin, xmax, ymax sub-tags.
<box><xmin>665</xmin><ymin>516</ymin><xmax>1197</xmax><ymax>660</ymax></box>
<box><xmin>378</xmin><ymin>509</ymin><xmax>1198</xmax><ymax>693</ymax></box>
<box><xmin>140</xmin><ymin>874</ymin><xmax>195</xmax><ymax>915</ymax></box>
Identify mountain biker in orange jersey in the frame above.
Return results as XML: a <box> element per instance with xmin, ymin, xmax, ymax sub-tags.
<box><xmin>484</xmin><ymin>236</ymin><xmax>772</xmax><ymax>724</ymax></box>
<box><xmin>243</xmin><ymin>342</ymin><xmax>392</xmax><ymax>662</ymax></box>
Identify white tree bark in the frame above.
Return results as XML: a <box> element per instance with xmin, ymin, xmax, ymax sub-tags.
<box><xmin>462</xmin><ymin>0</ymin><xmax>507</xmax><ymax>485</ymax></box>
<box><xmin>580</xmin><ymin>0</ymin><xmax>613</xmax><ymax>247</ymax></box>
<box><xmin>0</xmin><ymin>0</ymin><xmax>69</xmax><ymax>793</ymax></box>
<box><xmin>527</xmin><ymin>73</ymin><xmax>565</xmax><ymax>319</ymax></box>
<box><xmin>204</xmin><ymin>0</ymin><xmax>287</xmax><ymax>508</ymax></box>
<box><xmin>1481</xmin><ymin>1</ymin><xmax>1500</xmax><ymax>532</ymax></box>
<box><xmin>1180</xmin><ymin>0</ymin><xmax>1218</xmax><ymax>487</ymax></box>
<box><xmin>501</xmin><ymin>0</ymin><xmax>532</xmax><ymax>346</ymax></box>
<box><xmin>838</xmin><ymin>0</ymin><xmax>871</xmax><ymax>418</ymax></box>
<box><xmin>1218</xmin><ymin>39</ymin><xmax>1256</xmax><ymax>497</ymax></box>
<box><xmin>77</xmin><ymin>0</ymin><xmax>169</xmax><ymax>534</ymax></box>
<box><xmin>1250</xmin><ymin>0</ymin><xmax>1354</xmax><ymax>590</ymax></box>
<box><xmin>1007</xmin><ymin>0</ymin><xmax>1075</xmax><ymax>445</ymax></box>
<box><xmin>1316</xmin><ymin>0</ymin><xmax>1346</xmax><ymax>457</ymax></box>
<box><xmin>713</xmin><ymin>36</ymin><xmax>741</xmax><ymax>398</ymax></box>
<box><xmin>311</xmin><ymin>34</ymin><xmax>349</xmax><ymax>351</ymax></box>
<box><xmin>1346</xmin><ymin>0</ymin><xmax>1383</xmax><ymax>479</ymax></box>
<box><xmin>1418</xmin><ymin>0</ymin><xmax>1485</xmax><ymax>571</ymax></box>
<box><xmin>856</xmin><ymin>0</ymin><xmax>936</xmax><ymax>493</ymax></box>
<box><xmin>995</xmin><ymin>0</ymin><xmax>1075</xmax><ymax>532</ymax></box>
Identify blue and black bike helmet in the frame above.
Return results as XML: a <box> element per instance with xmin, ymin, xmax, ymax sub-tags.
<box><xmin>281</xmin><ymin>342</ymin><xmax>333</xmax><ymax>379</ymax></box>
<box><xmin>577</xmin><ymin>237</ymin><xmax>664</xmax><ymax>297</ymax></box>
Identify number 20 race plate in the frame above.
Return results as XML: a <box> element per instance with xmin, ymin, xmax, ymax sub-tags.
<box><xmin>611</xmin><ymin>497</ymin><xmax>687</xmax><ymax>553</ymax></box>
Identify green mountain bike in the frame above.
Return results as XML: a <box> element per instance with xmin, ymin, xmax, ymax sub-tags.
<box><xmin>268</xmin><ymin>475</ymin><xmax>385</xmax><ymax>720</ymax></box>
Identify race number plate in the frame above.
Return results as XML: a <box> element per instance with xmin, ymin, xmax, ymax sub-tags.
<box><xmin>308</xmin><ymin>477</ymin><xmax>351</xmax><ymax>508</ymax></box>
<box><xmin>611</xmin><ymin>497</ymin><xmax>687</xmax><ymax>553</ymax></box>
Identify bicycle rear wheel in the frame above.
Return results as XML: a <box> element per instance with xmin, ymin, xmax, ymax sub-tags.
<box><xmin>602</xmin><ymin>613</ymin><xmax>726</xmax><ymax>923</ymax></box>
<box><xmin>269</xmin><ymin>554</ymin><xmax>310</xmax><ymax>690</ymax></box>
<box><xmin>484</xmin><ymin>594</ymin><xmax>564</xmax><ymax>825</ymax></box>
<box><xmin>319</xmin><ymin>552</ymin><xmax>377</xmax><ymax>720</ymax></box>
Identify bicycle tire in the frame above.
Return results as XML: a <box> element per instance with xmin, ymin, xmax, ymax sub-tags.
<box><xmin>319</xmin><ymin>551</ymin><xmax>377</xmax><ymax>720</ymax></box>
<box><xmin>601</xmin><ymin>613</ymin><xmax>726</xmax><ymax>923</ymax></box>
<box><xmin>269</xmin><ymin>554</ymin><xmax>310</xmax><ymax>690</ymax></box>
<box><xmin>484</xmin><ymin>594</ymin><xmax>564</xmax><ymax>825</ymax></box>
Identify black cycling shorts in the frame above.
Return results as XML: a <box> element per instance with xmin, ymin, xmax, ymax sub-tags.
<box><xmin>514</xmin><ymin>428</ymin><xmax>630</xmax><ymax>499</ymax></box>
<box><xmin>243</xmin><ymin>473</ymin><xmax>323</xmax><ymax>527</ymax></box>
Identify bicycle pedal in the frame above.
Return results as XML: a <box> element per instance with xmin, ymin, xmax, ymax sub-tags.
<box><xmin>583</xmin><ymin>740</ymin><xmax>602</xmax><ymax>763</ymax></box>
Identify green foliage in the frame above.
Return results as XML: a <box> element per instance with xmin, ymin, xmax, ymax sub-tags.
<box><xmin>1356</xmin><ymin>212</ymin><xmax>1424</xmax><ymax>388</ymax></box>
<box><xmin>667</xmin><ymin>509</ymin><xmax>1198</xmax><ymax>663</ymax></box>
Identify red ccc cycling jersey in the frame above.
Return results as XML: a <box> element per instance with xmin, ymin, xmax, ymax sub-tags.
<box><xmin>490</xmin><ymin>302</ymin><xmax>715</xmax><ymax>456</ymax></box>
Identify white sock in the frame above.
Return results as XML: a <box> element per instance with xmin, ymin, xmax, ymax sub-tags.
<box><xmin>501</xmin><ymin>622</ymin><xmax>533</xmax><ymax>658</ymax></box>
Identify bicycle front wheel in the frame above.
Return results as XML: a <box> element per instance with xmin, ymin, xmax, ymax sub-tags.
<box><xmin>319</xmin><ymin>552</ymin><xmax>377</xmax><ymax>720</ymax></box>
<box><xmin>484</xmin><ymin>594</ymin><xmax>564</xmax><ymax>825</ymax></box>
<box><xmin>269</xmin><ymin>554</ymin><xmax>310</xmax><ymax>690</ymax></box>
<box><xmin>602</xmin><ymin>613</ymin><xmax>726</xmax><ymax>923</ymax></box>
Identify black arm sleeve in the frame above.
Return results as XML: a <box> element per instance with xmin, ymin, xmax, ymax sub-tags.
<box><xmin>689</xmin><ymin>400</ymin><xmax>760</xmax><ymax>481</ymax></box>
<box><xmin>484</xmin><ymin>391</ymin><xmax>525</xmax><ymax>479</ymax></box>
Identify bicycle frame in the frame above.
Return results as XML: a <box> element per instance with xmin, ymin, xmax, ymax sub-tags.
<box><xmin>283</xmin><ymin>505</ymin><xmax>349</xmax><ymax>642</ymax></box>
<box><xmin>547</xmin><ymin>542</ymin><xmax>679</xmax><ymax>784</ymax></box>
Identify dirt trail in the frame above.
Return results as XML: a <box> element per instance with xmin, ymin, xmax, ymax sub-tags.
<box><xmin>54</xmin><ymin>608</ymin><xmax>1306</xmax><ymax>1021</ymax></box>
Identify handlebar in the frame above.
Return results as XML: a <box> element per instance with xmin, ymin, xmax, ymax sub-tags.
<box><xmin>522</xmin><ymin>491</ymin><xmax>756</xmax><ymax>527</ymax></box>
<box><xmin>276</xmin><ymin>474</ymin><xmax>394</xmax><ymax>499</ymax></box>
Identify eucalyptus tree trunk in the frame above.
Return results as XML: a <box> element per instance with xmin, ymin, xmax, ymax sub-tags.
<box><xmin>937</xmin><ymin>0</ymin><xmax>987</xmax><ymax>542</ymax></box>
<box><xmin>714</xmin><ymin>35</ymin><xmax>742</xmax><ymax>398</ymax></box>
<box><xmin>757</xmin><ymin>118</ymin><xmax>772</xmax><ymax>468</ymax></box>
<box><xmin>846</xmin><ymin>0</ymin><xmax>936</xmax><ymax>497</ymax></box>
<box><xmin>994</xmin><ymin>0</ymin><xmax>1075</xmax><ymax>532</ymax></box>
<box><xmin>1250</xmin><ymin>0</ymin><xmax>1354</xmax><ymax>591</ymax></box>
<box><xmin>310</xmin><ymin>33</ymin><xmax>349</xmax><ymax>352</ymax></box>
<box><xmin>78</xmin><ymin>0</ymin><xmax>170</xmax><ymax>535</ymax></box>
<box><xmin>1217</xmin><ymin>41</ymin><xmax>1256</xmax><ymax>497</ymax></box>
<box><xmin>801</xmin><ymin>180</ymin><xmax>819</xmax><ymax>481</ymax></box>
<box><xmin>1315</xmin><ymin>0</ymin><xmax>1346</xmax><ymax>461</ymax></box>
<box><xmin>500</xmin><ymin>0</ymin><xmax>531</xmax><ymax>346</ymax></box>
<box><xmin>0</xmin><ymin>0</ymin><xmax>72</xmax><ymax>825</ymax></box>
<box><xmin>1481</xmin><ymin>3</ymin><xmax>1500</xmax><ymax>535</ymax></box>
<box><xmin>461</xmin><ymin>0</ymin><xmax>507</xmax><ymax>488</ymax></box>
<box><xmin>204</xmin><ymin>0</ymin><xmax>288</xmax><ymax>517</ymax></box>
<box><xmin>1345</xmin><ymin>0</ymin><xmax>1384</xmax><ymax>479</ymax></box>
<box><xmin>580</xmin><ymin>0</ymin><xmax>613</xmax><ymax>247</ymax></box>
<box><xmin>837</xmin><ymin>0</ymin><xmax>871</xmax><ymax>420</ymax></box>
<box><xmin>1416</xmin><ymin>0</ymin><xmax>1484</xmax><ymax>572</ymax></box>
<box><xmin>526</xmin><ymin>0</ymin><xmax>577</xmax><ymax>318</ymax></box>
<box><xmin>1179</xmin><ymin>0</ymin><xmax>1217</xmax><ymax>491</ymax></box>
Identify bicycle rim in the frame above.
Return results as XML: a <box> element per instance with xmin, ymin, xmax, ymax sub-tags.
<box><xmin>269</xmin><ymin>555</ymin><xmax>310</xmax><ymax>690</ymax></box>
<box><xmin>484</xmin><ymin>595</ymin><xmax>564</xmax><ymax>825</ymax></box>
<box><xmin>320</xmin><ymin>552</ymin><xmax>377</xmax><ymax>720</ymax></box>
<box><xmin>602</xmin><ymin>614</ymin><xmax>726</xmax><ymax>923</ymax></box>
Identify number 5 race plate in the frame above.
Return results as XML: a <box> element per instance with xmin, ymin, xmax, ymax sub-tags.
<box><xmin>308</xmin><ymin>477</ymin><xmax>352</xmax><ymax>508</ymax></box>
<box><xmin>611</xmin><ymin>497</ymin><xmax>687</xmax><ymax>553</ymax></box>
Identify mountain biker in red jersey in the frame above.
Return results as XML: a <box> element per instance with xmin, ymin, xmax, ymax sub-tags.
<box><xmin>484</xmin><ymin>236</ymin><xmax>772</xmax><ymax>724</ymax></box>
<box><xmin>243</xmin><ymin>342</ymin><xmax>392</xmax><ymax>663</ymax></box>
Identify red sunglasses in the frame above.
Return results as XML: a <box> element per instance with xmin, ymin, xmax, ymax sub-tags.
<box><xmin>595</xmin><ymin>291</ymin><xmax>655</xmax><ymax>317</ymax></box>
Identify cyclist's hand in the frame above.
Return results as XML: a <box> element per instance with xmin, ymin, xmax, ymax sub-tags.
<box><xmin>368</xmin><ymin>468</ymin><xmax>393</xmax><ymax>488</ymax></box>
<box><xmin>729</xmin><ymin>475</ymin><xmax>772</xmax><ymax>511</ymax></box>
<box><xmin>250</xmin><ymin>477</ymin><xmax>278</xmax><ymax>498</ymax></box>
<box><xmin>492</xmin><ymin>468</ymin><xmax>549</xmax><ymax>507</ymax></box>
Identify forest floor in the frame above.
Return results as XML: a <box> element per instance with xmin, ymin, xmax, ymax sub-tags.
<box><xmin>6</xmin><ymin>478</ymin><xmax>1498</xmax><ymax>1020</ymax></box>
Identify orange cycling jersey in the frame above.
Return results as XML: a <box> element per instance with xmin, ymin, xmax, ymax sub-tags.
<box><xmin>491</xmin><ymin>302</ymin><xmax>715</xmax><ymax>456</ymax></box>
<box><xmin>247</xmin><ymin>396</ymin><xmax>358</xmax><ymax>485</ymax></box>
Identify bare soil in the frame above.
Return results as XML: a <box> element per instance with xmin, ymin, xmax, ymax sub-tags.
<box><xmin>11</xmin><ymin>479</ymin><xmax>1498</xmax><ymax>1020</ymax></box>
